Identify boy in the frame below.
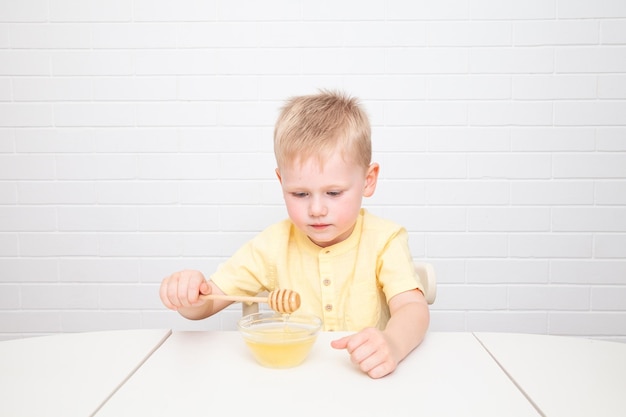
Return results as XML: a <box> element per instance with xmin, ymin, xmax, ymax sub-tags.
<box><xmin>160</xmin><ymin>90</ymin><xmax>430</xmax><ymax>378</ymax></box>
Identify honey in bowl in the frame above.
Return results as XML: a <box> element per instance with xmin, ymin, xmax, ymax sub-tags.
<box><xmin>238</xmin><ymin>312</ymin><xmax>322</xmax><ymax>368</ymax></box>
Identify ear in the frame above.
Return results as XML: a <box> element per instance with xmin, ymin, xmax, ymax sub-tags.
<box><xmin>363</xmin><ymin>163</ymin><xmax>379</xmax><ymax>197</ymax></box>
<box><xmin>275</xmin><ymin>168</ymin><xmax>282</xmax><ymax>184</ymax></box>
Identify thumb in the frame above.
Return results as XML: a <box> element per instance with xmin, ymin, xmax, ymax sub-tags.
<box><xmin>330</xmin><ymin>335</ymin><xmax>350</xmax><ymax>350</ymax></box>
<box><xmin>199</xmin><ymin>280</ymin><xmax>211</xmax><ymax>295</ymax></box>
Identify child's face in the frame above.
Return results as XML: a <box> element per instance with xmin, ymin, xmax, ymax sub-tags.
<box><xmin>276</xmin><ymin>151</ymin><xmax>379</xmax><ymax>248</ymax></box>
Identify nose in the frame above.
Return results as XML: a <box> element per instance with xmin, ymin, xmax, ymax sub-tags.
<box><xmin>308</xmin><ymin>195</ymin><xmax>327</xmax><ymax>217</ymax></box>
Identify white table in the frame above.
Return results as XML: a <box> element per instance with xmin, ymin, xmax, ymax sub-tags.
<box><xmin>0</xmin><ymin>329</ymin><xmax>171</xmax><ymax>417</ymax></box>
<box><xmin>475</xmin><ymin>332</ymin><xmax>626</xmax><ymax>417</ymax></box>
<box><xmin>95</xmin><ymin>331</ymin><xmax>540</xmax><ymax>417</ymax></box>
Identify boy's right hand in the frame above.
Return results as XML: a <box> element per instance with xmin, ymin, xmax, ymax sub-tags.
<box><xmin>159</xmin><ymin>269</ymin><xmax>212</xmax><ymax>311</ymax></box>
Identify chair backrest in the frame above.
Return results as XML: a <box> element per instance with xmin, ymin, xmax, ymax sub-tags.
<box><xmin>414</xmin><ymin>261</ymin><xmax>437</xmax><ymax>305</ymax></box>
<box><xmin>241</xmin><ymin>261</ymin><xmax>436</xmax><ymax>315</ymax></box>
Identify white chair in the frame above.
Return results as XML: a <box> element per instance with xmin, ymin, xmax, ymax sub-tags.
<box><xmin>415</xmin><ymin>261</ymin><xmax>437</xmax><ymax>305</ymax></box>
<box><xmin>242</xmin><ymin>261</ymin><xmax>436</xmax><ymax>316</ymax></box>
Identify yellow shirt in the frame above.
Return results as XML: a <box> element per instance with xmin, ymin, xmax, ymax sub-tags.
<box><xmin>210</xmin><ymin>209</ymin><xmax>423</xmax><ymax>331</ymax></box>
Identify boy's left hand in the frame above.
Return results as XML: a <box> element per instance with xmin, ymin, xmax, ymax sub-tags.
<box><xmin>331</xmin><ymin>328</ymin><xmax>399</xmax><ymax>379</ymax></box>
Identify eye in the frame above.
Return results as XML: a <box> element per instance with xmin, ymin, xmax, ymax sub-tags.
<box><xmin>291</xmin><ymin>192</ymin><xmax>308</xmax><ymax>198</ymax></box>
<box><xmin>327</xmin><ymin>191</ymin><xmax>343</xmax><ymax>197</ymax></box>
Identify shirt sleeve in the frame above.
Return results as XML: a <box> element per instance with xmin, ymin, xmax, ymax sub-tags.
<box><xmin>376</xmin><ymin>227</ymin><xmax>425</xmax><ymax>300</ymax></box>
<box><xmin>209</xmin><ymin>223</ymin><xmax>284</xmax><ymax>296</ymax></box>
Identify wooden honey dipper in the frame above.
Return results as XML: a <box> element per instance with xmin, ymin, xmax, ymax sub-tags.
<box><xmin>199</xmin><ymin>289</ymin><xmax>301</xmax><ymax>314</ymax></box>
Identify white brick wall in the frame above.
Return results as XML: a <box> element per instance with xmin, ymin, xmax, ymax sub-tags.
<box><xmin>1</xmin><ymin>0</ymin><xmax>625</xmax><ymax>342</ymax></box>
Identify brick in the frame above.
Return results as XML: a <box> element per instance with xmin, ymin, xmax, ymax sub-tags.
<box><xmin>0</xmin><ymin>207</ymin><xmax>56</xmax><ymax>231</ymax></box>
<box><xmin>303</xmin><ymin>0</ymin><xmax>383</xmax><ymax>21</ymax></box>
<box><xmin>467</xmin><ymin>259</ymin><xmax>549</xmax><ymax>284</ymax></box>
<box><xmin>385</xmin><ymin>101</ymin><xmax>467</xmax><ymax>126</ymax></box>
<box><xmin>388</xmin><ymin>48</ymin><xmax>468</xmax><ymax>74</ymax></box>
<box><xmin>425</xmin><ymin>180</ymin><xmax>509</xmax><ymax>205</ymax></box>
<box><xmin>598</xmin><ymin>75</ymin><xmax>626</xmax><ymax>98</ymax></box>
<box><xmin>468</xmin><ymin>207</ymin><xmax>551</xmax><ymax>232</ymax></box>
<box><xmin>558</xmin><ymin>0</ymin><xmax>626</xmax><ymax>18</ymax></box>
<box><xmin>601</xmin><ymin>19</ymin><xmax>626</xmax><ymax>44</ymax></box>
<box><xmin>18</xmin><ymin>181</ymin><xmax>96</xmax><ymax>204</ymax></box>
<box><xmin>595</xmin><ymin>234</ymin><xmax>626</xmax><ymax>258</ymax></box>
<box><xmin>0</xmin><ymin>182</ymin><xmax>16</xmax><ymax>203</ymax></box>
<box><xmin>556</xmin><ymin>47</ymin><xmax>626</xmax><ymax>73</ymax></box>
<box><xmin>469</xmin><ymin>101</ymin><xmax>553</xmax><ymax>126</ymax></box>
<box><xmin>551</xmin><ymin>260</ymin><xmax>626</xmax><ymax>285</ymax></box>
<box><xmin>555</xmin><ymin>101</ymin><xmax>626</xmax><ymax>126</ymax></box>
<box><xmin>513</xmin><ymin>75</ymin><xmax>597</xmax><ymax>99</ymax></box>
<box><xmin>595</xmin><ymin>181</ymin><xmax>626</xmax><ymax>205</ymax></box>
<box><xmin>0</xmin><ymin>285</ymin><xmax>19</xmax><ymax>309</ymax></box>
<box><xmin>94</xmin><ymin>128</ymin><xmax>178</xmax><ymax>153</ymax></box>
<box><xmin>135</xmin><ymin>50</ymin><xmax>219</xmax><ymax>75</ymax></box>
<box><xmin>138</xmin><ymin>206</ymin><xmax>220</xmax><ymax>232</ymax></box>
<box><xmin>508</xmin><ymin>285</ymin><xmax>590</xmax><ymax>310</ymax></box>
<box><xmin>467</xmin><ymin>311</ymin><xmax>548</xmax><ymax>334</ymax></box>
<box><xmin>0</xmin><ymin>50</ymin><xmax>50</xmax><ymax>75</ymax></box>
<box><xmin>549</xmin><ymin>312</ymin><xmax>626</xmax><ymax>336</ymax></box>
<box><xmin>21</xmin><ymin>284</ymin><xmax>99</xmax><ymax>309</ymax></box>
<box><xmin>9</xmin><ymin>23</ymin><xmax>91</xmax><ymax>48</ymax></box>
<box><xmin>0</xmin><ymin>0</ymin><xmax>48</xmax><ymax>22</ymax></box>
<box><xmin>97</xmin><ymin>181</ymin><xmax>178</xmax><ymax>205</ymax></box>
<box><xmin>60</xmin><ymin>259</ymin><xmax>140</xmax><ymax>283</ymax></box>
<box><xmin>19</xmin><ymin>233</ymin><xmax>99</xmax><ymax>257</ymax></box>
<box><xmin>385</xmin><ymin>206</ymin><xmax>466</xmax><ymax>232</ymax></box>
<box><xmin>0</xmin><ymin>234</ymin><xmax>18</xmax><ymax>256</ymax></box>
<box><xmin>427</xmin><ymin>233</ymin><xmax>509</xmax><ymax>258</ymax></box>
<box><xmin>470</xmin><ymin>0</ymin><xmax>555</xmax><ymax>19</ymax></box>
<box><xmin>94</xmin><ymin>77</ymin><xmax>177</xmax><ymax>101</ymax></box>
<box><xmin>514</xmin><ymin>20</ymin><xmax>598</xmax><ymax>45</ymax></box>
<box><xmin>92</xmin><ymin>23</ymin><xmax>177</xmax><ymax>49</ymax></box>
<box><xmin>435</xmin><ymin>284</ymin><xmax>508</xmax><ymax>310</ymax></box>
<box><xmin>553</xmin><ymin>154</ymin><xmax>626</xmax><ymax>178</ymax></box>
<box><xmin>469</xmin><ymin>154</ymin><xmax>552</xmax><ymax>179</ymax></box>
<box><xmin>15</xmin><ymin>128</ymin><xmax>96</xmax><ymax>152</ymax></box>
<box><xmin>470</xmin><ymin>47</ymin><xmax>554</xmax><ymax>73</ymax></box>
<box><xmin>387</xmin><ymin>0</ymin><xmax>469</xmax><ymax>20</ymax></box>
<box><xmin>511</xmin><ymin>127</ymin><xmax>595</xmax><ymax>151</ymax></box>
<box><xmin>427</xmin><ymin>21</ymin><xmax>512</xmax><ymax>46</ymax></box>
<box><xmin>57</xmin><ymin>207</ymin><xmax>138</xmax><ymax>231</ymax></box>
<box><xmin>98</xmin><ymin>233</ymin><xmax>183</xmax><ymax>257</ymax></box>
<box><xmin>511</xmin><ymin>181</ymin><xmax>594</xmax><ymax>205</ymax></box>
<box><xmin>0</xmin><ymin>103</ymin><xmax>52</xmax><ymax>127</ymax></box>
<box><xmin>509</xmin><ymin>234</ymin><xmax>592</xmax><ymax>258</ymax></box>
<box><xmin>136</xmin><ymin>102</ymin><xmax>218</xmax><ymax>127</ymax></box>
<box><xmin>133</xmin><ymin>0</ymin><xmax>218</xmax><ymax>21</ymax></box>
<box><xmin>597</xmin><ymin>128</ymin><xmax>626</xmax><ymax>151</ymax></box>
<box><xmin>49</xmin><ymin>0</ymin><xmax>131</xmax><ymax>22</ymax></box>
<box><xmin>54</xmin><ymin>103</ymin><xmax>135</xmax><ymax>127</ymax></box>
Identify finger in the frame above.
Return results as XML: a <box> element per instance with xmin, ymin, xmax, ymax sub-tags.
<box><xmin>159</xmin><ymin>276</ymin><xmax>174</xmax><ymax>309</ymax></box>
<box><xmin>367</xmin><ymin>360</ymin><xmax>395</xmax><ymax>379</ymax></box>
<box><xmin>187</xmin><ymin>274</ymin><xmax>207</xmax><ymax>305</ymax></box>
<box><xmin>330</xmin><ymin>335</ymin><xmax>350</xmax><ymax>350</ymax></box>
<box><xmin>160</xmin><ymin>274</ymin><xmax>179</xmax><ymax>310</ymax></box>
<box><xmin>199</xmin><ymin>280</ymin><xmax>211</xmax><ymax>295</ymax></box>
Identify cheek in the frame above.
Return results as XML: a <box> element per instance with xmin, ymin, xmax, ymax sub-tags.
<box><xmin>284</xmin><ymin>199</ymin><xmax>305</xmax><ymax>220</ymax></box>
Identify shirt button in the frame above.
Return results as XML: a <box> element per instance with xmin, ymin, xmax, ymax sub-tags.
<box><xmin>323</xmin><ymin>279</ymin><xmax>331</xmax><ymax>286</ymax></box>
<box><xmin>325</xmin><ymin>304</ymin><xmax>333</xmax><ymax>312</ymax></box>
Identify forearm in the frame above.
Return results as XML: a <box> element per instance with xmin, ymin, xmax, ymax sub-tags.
<box><xmin>383</xmin><ymin>293</ymin><xmax>430</xmax><ymax>363</ymax></box>
<box><xmin>175</xmin><ymin>280</ymin><xmax>232</xmax><ymax>320</ymax></box>
<box><xmin>177</xmin><ymin>301</ymin><xmax>216</xmax><ymax>320</ymax></box>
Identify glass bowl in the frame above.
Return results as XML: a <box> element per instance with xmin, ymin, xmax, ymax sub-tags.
<box><xmin>237</xmin><ymin>311</ymin><xmax>322</xmax><ymax>368</ymax></box>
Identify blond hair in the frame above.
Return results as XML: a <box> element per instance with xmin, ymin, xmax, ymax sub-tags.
<box><xmin>273</xmin><ymin>90</ymin><xmax>371</xmax><ymax>170</ymax></box>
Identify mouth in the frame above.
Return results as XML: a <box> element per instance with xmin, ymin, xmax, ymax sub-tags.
<box><xmin>310</xmin><ymin>223</ymin><xmax>330</xmax><ymax>230</ymax></box>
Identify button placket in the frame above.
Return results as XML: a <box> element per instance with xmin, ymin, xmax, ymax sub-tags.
<box><xmin>318</xmin><ymin>249</ymin><xmax>337</xmax><ymax>329</ymax></box>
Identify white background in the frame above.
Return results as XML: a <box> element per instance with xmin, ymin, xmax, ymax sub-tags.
<box><xmin>1</xmin><ymin>0</ymin><xmax>625</xmax><ymax>342</ymax></box>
